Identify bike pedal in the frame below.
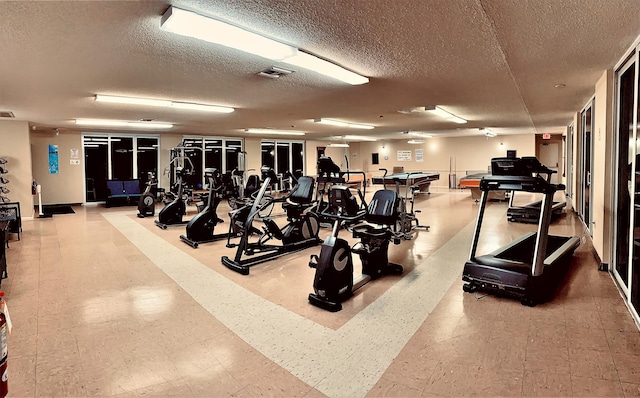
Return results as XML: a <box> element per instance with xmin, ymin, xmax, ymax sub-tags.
<box><xmin>415</xmin><ymin>210</ymin><xmax>421</xmax><ymax>213</ymax></box>
<box><xmin>309</xmin><ymin>254</ymin><xmax>319</xmax><ymax>268</ymax></box>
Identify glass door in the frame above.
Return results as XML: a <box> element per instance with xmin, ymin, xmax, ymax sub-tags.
<box><xmin>580</xmin><ymin>100</ymin><xmax>594</xmax><ymax>235</ymax></box>
<box><xmin>632</xmin><ymin>59</ymin><xmax>640</xmax><ymax>317</ymax></box>
<box><xmin>83</xmin><ymin>136</ymin><xmax>109</xmax><ymax>202</ymax></box>
<box><xmin>566</xmin><ymin>124</ymin><xmax>574</xmax><ymax>203</ymax></box>
<box><xmin>614</xmin><ymin>57</ymin><xmax>636</xmax><ymax>294</ymax></box>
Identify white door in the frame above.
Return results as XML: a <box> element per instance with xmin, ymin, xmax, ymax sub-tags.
<box><xmin>539</xmin><ymin>142</ymin><xmax>559</xmax><ymax>184</ymax></box>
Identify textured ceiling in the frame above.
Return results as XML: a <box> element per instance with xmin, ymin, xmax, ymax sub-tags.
<box><xmin>1</xmin><ymin>0</ymin><xmax>640</xmax><ymax>141</ymax></box>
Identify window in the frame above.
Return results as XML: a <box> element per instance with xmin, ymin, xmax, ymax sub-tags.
<box><xmin>83</xmin><ymin>134</ymin><xmax>159</xmax><ymax>202</ymax></box>
<box><xmin>182</xmin><ymin>137</ymin><xmax>245</xmax><ymax>187</ymax></box>
<box><xmin>261</xmin><ymin>140</ymin><xmax>305</xmax><ymax>189</ymax></box>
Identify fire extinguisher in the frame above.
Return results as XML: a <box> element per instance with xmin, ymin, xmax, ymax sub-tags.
<box><xmin>0</xmin><ymin>292</ymin><xmax>10</xmax><ymax>397</ymax></box>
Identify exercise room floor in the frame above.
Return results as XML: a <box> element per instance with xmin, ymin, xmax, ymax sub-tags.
<box><xmin>5</xmin><ymin>188</ymin><xmax>640</xmax><ymax>397</ymax></box>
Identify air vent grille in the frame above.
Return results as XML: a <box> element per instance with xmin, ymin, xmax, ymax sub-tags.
<box><xmin>0</xmin><ymin>111</ymin><xmax>15</xmax><ymax>118</ymax></box>
<box><xmin>258</xmin><ymin>66</ymin><xmax>294</xmax><ymax>79</ymax></box>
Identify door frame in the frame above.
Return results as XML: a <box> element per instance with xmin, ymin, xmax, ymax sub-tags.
<box><xmin>578</xmin><ymin>97</ymin><xmax>595</xmax><ymax>236</ymax></box>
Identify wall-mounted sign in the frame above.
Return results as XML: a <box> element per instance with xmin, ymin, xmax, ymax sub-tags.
<box><xmin>48</xmin><ymin>144</ymin><xmax>59</xmax><ymax>174</ymax></box>
<box><xmin>70</xmin><ymin>148</ymin><xmax>79</xmax><ymax>159</ymax></box>
<box><xmin>415</xmin><ymin>149</ymin><xmax>424</xmax><ymax>162</ymax></box>
<box><xmin>542</xmin><ymin>133</ymin><xmax>551</xmax><ymax>140</ymax></box>
<box><xmin>397</xmin><ymin>150</ymin><xmax>412</xmax><ymax>162</ymax></box>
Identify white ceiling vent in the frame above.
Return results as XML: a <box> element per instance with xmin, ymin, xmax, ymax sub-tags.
<box><xmin>0</xmin><ymin>111</ymin><xmax>15</xmax><ymax>118</ymax></box>
<box><xmin>258</xmin><ymin>66</ymin><xmax>294</xmax><ymax>79</ymax></box>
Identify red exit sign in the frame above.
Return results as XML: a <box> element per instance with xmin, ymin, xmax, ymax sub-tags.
<box><xmin>542</xmin><ymin>133</ymin><xmax>551</xmax><ymax>139</ymax></box>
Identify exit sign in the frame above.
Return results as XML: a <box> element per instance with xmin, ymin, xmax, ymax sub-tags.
<box><xmin>542</xmin><ymin>133</ymin><xmax>551</xmax><ymax>139</ymax></box>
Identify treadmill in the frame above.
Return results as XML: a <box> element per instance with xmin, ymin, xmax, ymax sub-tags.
<box><xmin>506</xmin><ymin>157</ymin><xmax>566</xmax><ymax>223</ymax></box>
<box><xmin>462</xmin><ymin>157</ymin><xmax>580</xmax><ymax>306</ymax></box>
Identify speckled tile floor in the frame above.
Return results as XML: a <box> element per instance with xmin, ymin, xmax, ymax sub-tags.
<box><xmin>4</xmin><ymin>189</ymin><xmax>640</xmax><ymax>397</ymax></box>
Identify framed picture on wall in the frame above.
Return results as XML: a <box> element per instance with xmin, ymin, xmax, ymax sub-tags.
<box><xmin>372</xmin><ymin>153</ymin><xmax>379</xmax><ymax>165</ymax></box>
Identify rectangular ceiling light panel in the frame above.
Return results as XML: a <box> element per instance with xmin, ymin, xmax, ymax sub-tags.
<box><xmin>76</xmin><ymin>119</ymin><xmax>173</xmax><ymax>129</ymax></box>
<box><xmin>95</xmin><ymin>95</ymin><xmax>171</xmax><ymax>107</ymax></box>
<box><xmin>282</xmin><ymin>51</ymin><xmax>369</xmax><ymax>85</ymax></box>
<box><xmin>161</xmin><ymin>7</ymin><xmax>296</xmax><ymax>60</ymax></box>
<box><xmin>425</xmin><ymin>106</ymin><xmax>467</xmax><ymax>124</ymax></box>
<box><xmin>95</xmin><ymin>95</ymin><xmax>233</xmax><ymax>113</ymax></box>
<box><xmin>314</xmin><ymin>118</ymin><xmax>374</xmax><ymax>129</ymax></box>
<box><xmin>244</xmin><ymin>128</ymin><xmax>305</xmax><ymax>136</ymax></box>
<box><xmin>160</xmin><ymin>6</ymin><xmax>368</xmax><ymax>85</ymax></box>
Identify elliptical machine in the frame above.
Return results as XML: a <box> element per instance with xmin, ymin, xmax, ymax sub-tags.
<box><xmin>155</xmin><ymin>166</ymin><xmax>191</xmax><ymax>229</ymax></box>
<box><xmin>221</xmin><ymin>166</ymin><xmax>321</xmax><ymax>275</ymax></box>
<box><xmin>180</xmin><ymin>168</ymin><xmax>227</xmax><ymax>248</ymax></box>
<box><xmin>308</xmin><ymin>184</ymin><xmax>404</xmax><ymax>312</ymax></box>
<box><xmin>137</xmin><ymin>171</ymin><xmax>157</xmax><ymax>218</ymax></box>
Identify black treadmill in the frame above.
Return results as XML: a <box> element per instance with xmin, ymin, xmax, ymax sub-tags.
<box><xmin>506</xmin><ymin>157</ymin><xmax>566</xmax><ymax>223</ymax></box>
<box><xmin>462</xmin><ymin>157</ymin><xmax>580</xmax><ymax>306</ymax></box>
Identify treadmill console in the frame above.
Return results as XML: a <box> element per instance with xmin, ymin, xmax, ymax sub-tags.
<box><xmin>482</xmin><ymin>156</ymin><xmax>563</xmax><ymax>193</ymax></box>
<box><xmin>492</xmin><ymin>156</ymin><xmax>555</xmax><ymax>179</ymax></box>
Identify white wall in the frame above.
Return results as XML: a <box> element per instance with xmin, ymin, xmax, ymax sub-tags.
<box><xmin>358</xmin><ymin>134</ymin><xmax>535</xmax><ymax>187</ymax></box>
<box><xmin>0</xmin><ymin>120</ymin><xmax>34</xmax><ymax>217</ymax></box>
<box><xmin>592</xmin><ymin>69</ymin><xmax>614</xmax><ymax>264</ymax></box>
<box><xmin>30</xmin><ymin>130</ymin><xmax>84</xmax><ymax>205</ymax></box>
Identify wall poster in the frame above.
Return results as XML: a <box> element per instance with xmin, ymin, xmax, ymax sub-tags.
<box><xmin>415</xmin><ymin>149</ymin><xmax>424</xmax><ymax>162</ymax></box>
<box><xmin>397</xmin><ymin>150</ymin><xmax>412</xmax><ymax>162</ymax></box>
<box><xmin>48</xmin><ymin>144</ymin><xmax>59</xmax><ymax>174</ymax></box>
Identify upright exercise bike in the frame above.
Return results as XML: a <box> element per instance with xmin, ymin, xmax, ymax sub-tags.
<box><xmin>308</xmin><ymin>184</ymin><xmax>404</xmax><ymax>312</ymax></box>
<box><xmin>137</xmin><ymin>171</ymin><xmax>157</xmax><ymax>218</ymax></box>
<box><xmin>222</xmin><ymin>166</ymin><xmax>321</xmax><ymax>275</ymax></box>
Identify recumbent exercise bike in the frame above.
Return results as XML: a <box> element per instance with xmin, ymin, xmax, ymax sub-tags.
<box><xmin>308</xmin><ymin>183</ymin><xmax>404</xmax><ymax>312</ymax></box>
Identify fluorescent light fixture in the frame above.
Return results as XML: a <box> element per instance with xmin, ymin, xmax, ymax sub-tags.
<box><xmin>408</xmin><ymin>132</ymin><xmax>433</xmax><ymax>138</ymax></box>
<box><xmin>314</xmin><ymin>118</ymin><xmax>374</xmax><ymax>130</ymax></box>
<box><xmin>481</xmin><ymin>128</ymin><xmax>497</xmax><ymax>137</ymax></box>
<box><xmin>244</xmin><ymin>128</ymin><xmax>305</xmax><ymax>136</ymax></box>
<box><xmin>75</xmin><ymin>119</ymin><xmax>173</xmax><ymax>129</ymax></box>
<box><xmin>407</xmin><ymin>139</ymin><xmax>425</xmax><ymax>144</ymax></box>
<box><xmin>281</xmin><ymin>51</ymin><xmax>369</xmax><ymax>85</ymax></box>
<box><xmin>161</xmin><ymin>7</ymin><xmax>296</xmax><ymax>60</ymax></box>
<box><xmin>95</xmin><ymin>94</ymin><xmax>234</xmax><ymax>113</ymax></box>
<box><xmin>95</xmin><ymin>95</ymin><xmax>171</xmax><ymax>107</ymax></box>
<box><xmin>160</xmin><ymin>6</ymin><xmax>368</xmax><ymax>85</ymax></box>
<box><xmin>342</xmin><ymin>135</ymin><xmax>377</xmax><ymax>141</ymax></box>
<box><xmin>327</xmin><ymin>143</ymin><xmax>350</xmax><ymax>148</ymax></box>
<box><xmin>425</xmin><ymin>106</ymin><xmax>467</xmax><ymax>124</ymax></box>
<box><xmin>171</xmin><ymin>102</ymin><xmax>234</xmax><ymax>113</ymax></box>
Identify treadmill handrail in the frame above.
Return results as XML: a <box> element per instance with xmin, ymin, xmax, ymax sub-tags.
<box><xmin>480</xmin><ymin>175</ymin><xmax>558</xmax><ymax>194</ymax></box>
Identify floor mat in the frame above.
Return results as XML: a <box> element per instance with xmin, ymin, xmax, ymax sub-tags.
<box><xmin>35</xmin><ymin>205</ymin><xmax>75</xmax><ymax>215</ymax></box>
